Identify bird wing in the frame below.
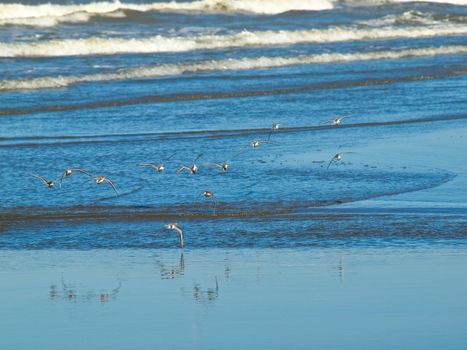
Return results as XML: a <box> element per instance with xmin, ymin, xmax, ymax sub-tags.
<box><xmin>230</xmin><ymin>146</ymin><xmax>247</xmax><ymax>161</ymax></box>
<box><xmin>174</xmin><ymin>227</ymin><xmax>184</xmax><ymax>248</ymax></box>
<box><xmin>139</xmin><ymin>163</ymin><xmax>158</xmax><ymax>170</ymax></box>
<box><xmin>164</xmin><ymin>152</ymin><xmax>177</xmax><ymax>161</ymax></box>
<box><xmin>211</xmin><ymin>195</ymin><xmax>217</xmax><ymax>214</ymax></box>
<box><xmin>194</xmin><ymin>153</ymin><xmax>203</xmax><ymax>162</ymax></box>
<box><xmin>59</xmin><ymin>171</ymin><xmax>66</xmax><ymax>188</ymax></box>
<box><xmin>327</xmin><ymin>158</ymin><xmax>335</xmax><ymax>170</ymax></box>
<box><xmin>206</xmin><ymin>162</ymin><xmax>223</xmax><ymax>169</ymax></box>
<box><xmin>104</xmin><ymin>178</ymin><xmax>119</xmax><ymax>195</ymax></box>
<box><xmin>71</xmin><ymin>168</ymin><xmax>93</xmax><ymax>177</ymax></box>
<box><xmin>29</xmin><ymin>173</ymin><xmax>48</xmax><ymax>185</ymax></box>
<box><xmin>177</xmin><ymin>165</ymin><xmax>191</xmax><ymax>174</ymax></box>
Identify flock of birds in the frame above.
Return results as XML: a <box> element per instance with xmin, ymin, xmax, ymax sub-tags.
<box><xmin>29</xmin><ymin>116</ymin><xmax>352</xmax><ymax>248</ymax></box>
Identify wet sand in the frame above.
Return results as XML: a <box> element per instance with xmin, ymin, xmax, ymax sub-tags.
<box><xmin>1</xmin><ymin>2</ymin><xmax>467</xmax><ymax>347</ymax></box>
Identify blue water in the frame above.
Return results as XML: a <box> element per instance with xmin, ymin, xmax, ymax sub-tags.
<box><xmin>1</xmin><ymin>2</ymin><xmax>467</xmax><ymax>348</ymax></box>
<box><xmin>1</xmin><ymin>1</ymin><xmax>467</xmax><ymax>249</ymax></box>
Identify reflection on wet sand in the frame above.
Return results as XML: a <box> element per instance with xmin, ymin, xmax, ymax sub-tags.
<box><xmin>49</xmin><ymin>274</ymin><xmax>122</xmax><ymax>303</ymax></box>
<box><xmin>224</xmin><ymin>254</ymin><xmax>231</xmax><ymax>280</ymax></box>
<box><xmin>338</xmin><ymin>257</ymin><xmax>344</xmax><ymax>282</ymax></box>
<box><xmin>192</xmin><ymin>277</ymin><xmax>219</xmax><ymax>304</ymax></box>
<box><xmin>156</xmin><ymin>253</ymin><xmax>185</xmax><ymax>279</ymax></box>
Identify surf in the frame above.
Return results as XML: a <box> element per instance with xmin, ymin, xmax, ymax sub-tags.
<box><xmin>1</xmin><ymin>45</ymin><xmax>466</xmax><ymax>91</ymax></box>
<box><xmin>2</xmin><ymin>23</ymin><xmax>467</xmax><ymax>58</ymax></box>
<box><xmin>0</xmin><ymin>0</ymin><xmax>334</xmax><ymax>26</ymax></box>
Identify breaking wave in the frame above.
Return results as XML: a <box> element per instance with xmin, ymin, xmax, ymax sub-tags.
<box><xmin>0</xmin><ymin>0</ymin><xmax>334</xmax><ymax>27</ymax></box>
<box><xmin>1</xmin><ymin>45</ymin><xmax>466</xmax><ymax>91</ymax></box>
<box><xmin>2</xmin><ymin>23</ymin><xmax>467</xmax><ymax>57</ymax></box>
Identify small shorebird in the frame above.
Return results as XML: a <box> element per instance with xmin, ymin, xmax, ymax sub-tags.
<box><xmin>206</xmin><ymin>162</ymin><xmax>229</xmax><ymax>173</ymax></box>
<box><xmin>206</xmin><ymin>146</ymin><xmax>247</xmax><ymax>173</ymax></box>
<box><xmin>268</xmin><ymin>122</ymin><xmax>280</xmax><ymax>140</ymax></box>
<box><xmin>177</xmin><ymin>153</ymin><xmax>202</xmax><ymax>175</ymax></box>
<box><xmin>95</xmin><ymin>176</ymin><xmax>118</xmax><ymax>195</ymax></box>
<box><xmin>327</xmin><ymin>152</ymin><xmax>354</xmax><ymax>170</ymax></box>
<box><xmin>202</xmin><ymin>191</ymin><xmax>217</xmax><ymax>214</ymax></box>
<box><xmin>60</xmin><ymin>168</ymin><xmax>92</xmax><ymax>188</ymax></box>
<box><xmin>330</xmin><ymin>116</ymin><xmax>348</xmax><ymax>126</ymax></box>
<box><xmin>138</xmin><ymin>152</ymin><xmax>176</xmax><ymax>173</ymax></box>
<box><xmin>164</xmin><ymin>223</ymin><xmax>184</xmax><ymax>248</ymax></box>
<box><xmin>250</xmin><ymin>139</ymin><xmax>271</xmax><ymax>148</ymax></box>
<box><xmin>30</xmin><ymin>173</ymin><xmax>55</xmax><ymax>188</ymax></box>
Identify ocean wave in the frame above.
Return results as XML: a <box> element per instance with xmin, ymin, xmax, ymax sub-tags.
<box><xmin>340</xmin><ymin>0</ymin><xmax>467</xmax><ymax>6</ymax></box>
<box><xmin>2</xmin><ymin>24</ymin><xmax>467</xmax><ymax>58</ymax></box>
<box><xmin>1</xmin><ymin>45</ymin><xmax>465</xmax><ymax>91</ymax></box>
<box><xmin>359</xmin><ymin>11</ymin><xmax>441</xmax><ymax>26</ymax></box>
<box><xmin>354</xmin><ymin>10</ymin><xmax>467</xmax><ymax>27</ymax></box>
<box><xmin>0</xmin><ymin>0</ymin><xmax>465</xmax><ymax>28</ymax></box>
<box><xmin>0</xmin><ymin>0</ymin><xmax>334</xmax><ymax>27</ymax></box>
<box><xmin>390</xmin><ymin>0</ymin><xmax>467</xmax><ymax>5</ymax></box>
<box><xmin>0</xmin><ymin>10</ymin><xmax>127</xmax><ymax>27</ymax></box>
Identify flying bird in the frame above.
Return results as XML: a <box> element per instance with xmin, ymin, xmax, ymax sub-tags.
<box><xmin>250</xmin><ymin>140</ymin><xmax>271</xmax><ymax>148</ymax></box>
<box><xmin>177</xmin><ymin>153</ymin><xmax>202</xmax><ymax>175</ymax></box>
<box><xmin>206</xmin><ymin>145</ymin><xmax>247</xmax><ymax>173</ymax></box>
<box><xmin>206</xmin><ymin>162</ymin><xmax>229</xmax><ymax>173</ymax></box>
<box><xmin>138</xmin><ymin>152</ymin><xmax>176</xmax><ymax>173</ymax></box>
<box><xmin>95</xmin><ymin>176</ymin><xmax>118</xmax><ymax>195</ymax></box>
<box><xmin>30</xmin><ymin>173</ymin><xmax>55</xmax><ymax>188</ymax></box>
<box><xmin>164</xmin><ymin>223</ymin><xmax>184</xmax><ymax>248</ymax></box>
<box><xmin>268</xmin><ymin>122</ymin><xmax>280</xmax><ymax>140</ymax></box>
<box><xmin>325</xmin><ymin>116</ymin><xmax>348</xmax><ymax>126</ymax></box>
<box><xmin>202</xmin><ymin>191</ymin><xmax>217</xmax><ymax>214</ymax></box>
<box><xmin>60</xmin><ymin>168</ymin><xmax>92</xmax><ymax>188</ymax></box>
<box><xmin>327</xmin><ymin>152</ymin><xmax>354</xmax><ymax>170</ymax></box>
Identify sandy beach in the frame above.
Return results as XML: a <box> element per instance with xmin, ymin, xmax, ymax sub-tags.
<box><xmin>1</xmin><ymin>0</ymin><xmax>467</xmax><ymax>348</ymax></box>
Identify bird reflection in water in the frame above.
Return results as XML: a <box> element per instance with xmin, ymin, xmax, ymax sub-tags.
<box><xmin>48</xmin><ymin>274</ymin><xmax>122</xmax><ymax>303</ymax></box>
<box><xmin>156</xmin><ymin>253</ymin><xmax>185</xmax><ymax>279</ymax></box>
<box><xmin>192</xmin><ymin>277</ymin><xmax>219</xmax><ymax>304</ymax></box>
<box><xmin>338</xmin><ymin>257</ymin><xmax>344</xmax><ymax>282</ymax></box>
<box><xmin>224</xmin><ymin>254</ymin><xmax>231</xmax><ymax>279</ymax></box>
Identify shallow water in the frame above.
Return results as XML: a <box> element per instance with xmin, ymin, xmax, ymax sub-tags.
<box><xmin>0</xmin><ymin>248</ymin><xmax>466</xmax><ymax>350</ymax></box>
<box><xmin>1</xmin><ymin>0</ymin><xmax>467</xmax><ymax>244</ymax></box>
<box><xmin>1</xmin><ymin>1</ymin><xmax>467</xmax><ymax>347</ymax></box>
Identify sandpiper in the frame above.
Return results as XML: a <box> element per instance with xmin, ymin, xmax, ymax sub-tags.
<box><xmin>202</xmin><ymin>191</ymin><xmax>217</xmax><ymax>214</ymax></box>
<box><xmin>177</xmin><ymin>154</ymin><xmax>202</xmax><ymax>175</ymax></box>
<box><xmin>138</xmin><ymin>152</ymin><xmax>176</xmax><ymax>173</ymax></box>
<box><xmin>206</xmin><ymin>162</ymin><xmax>229</xmax><ymax>173</ymax></box>
<box><xmin>268</xmin><ymin>122</ymin><xmax>280</xmax><ymax>140</ymax></box>
<box><xmin>139</xmin><ymin>162</ymin><xmax>165</xmax><ymax>173</ymax></box>
<box><xmin>95</xmin><ymin>176</ymin><xmax>118</xmax><ymax>195</ymax></box>
<box><xmin>164</xmin><ymin>223</ymin><xmax>184</xmax><ymax>248</ymax></box>
<box><xmin>250</xmin><ymin>140</ymin><xmax>271</xmax><ymax>148</ymax></box>
<box><xmin>60</xmin><ymin>168</ymin><xmax>92</xmax><ymax>188</ymax></box>
<box><xmin>30</xmin><ymin>173</ymin><xmax>55</xmax><ymax>188</ymax></box>
<box><xmin>331</xmin><ymin>116</ymin><xmax>348</xmax><ymax>126</ymax></box>
<box><xmin>327</xmin><ymin>152</ymin><xmax>353</xmax><ymax>170</ymax></box>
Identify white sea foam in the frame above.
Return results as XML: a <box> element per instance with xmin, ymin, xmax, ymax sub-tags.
<box><xmin>2</xmin><ymin>45</ymin><xmax>465</xmax><ymax>91</ymax></box>
<box><xmin>0</xmin><ymin>10</ymin><xmax>127</xmax><ymax>27</ymax></box>
<box><xmin>391</xmin><ymin>0</ymin><xmax>467</xmax><ymax>5</ymax></box>
<box><xmin>1</xmin><ymin>24</ymin><xmax>466</xmax><ymax>58</ymax></box>
<box><xmin>339</xmin><ymin>0</ymin><xmax>467</xmax><ymax>6</ymax></box>
<box><xmin>359</xmin><ymin>11</ymin><xmax>440</xmax><ymax>26</ymax></box>
<box><xmin>0</xmin><ymin>0</ymin><xmax>334</xmax><ymax>26</ymax></box>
